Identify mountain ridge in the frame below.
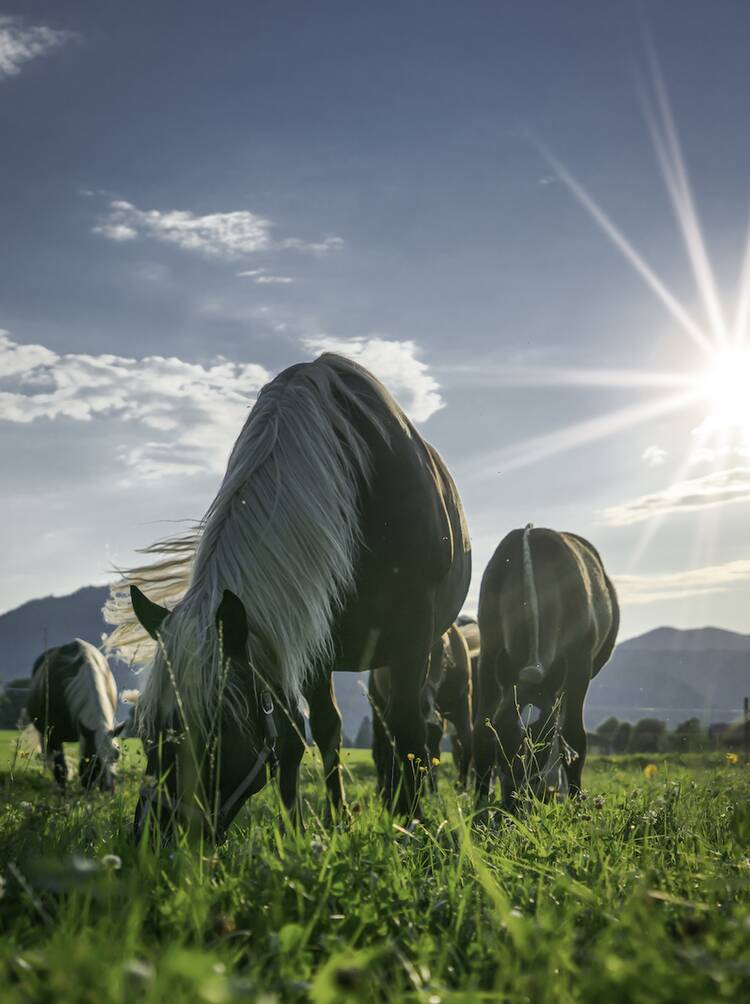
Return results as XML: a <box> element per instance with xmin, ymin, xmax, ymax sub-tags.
<box><xmin>0</xmin><ymin>586</ymin><xmax>747</xmax><ymax>732</ymax></box>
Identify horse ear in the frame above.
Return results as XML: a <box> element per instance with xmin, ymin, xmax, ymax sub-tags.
<box><xmin>131</xmin><ymin>585</ymin><xmax>170</xmax><ymax>640</ymax></box>
<box><xmin>215</xmin><ymin>589</ymin><xmax>248</xmax><ymax>659</ymax></box>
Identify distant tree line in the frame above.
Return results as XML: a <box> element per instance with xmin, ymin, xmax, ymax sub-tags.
<box><xmin>593</xmin><ymin>715</ymin><xmax>746</xmax><ymax>753</ymax></box>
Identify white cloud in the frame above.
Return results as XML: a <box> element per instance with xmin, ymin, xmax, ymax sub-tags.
<box><xmin>642</xmin><ymin>444</ymin><xmax>667</xmax><ymax>467</ymax></box>
<box><xmin>237</xmin><ymin>268</ymin><xmax>293</xmax><ymax>284</ymax></box>
<box><xmin>94</xmin><ymin>200</ymin><xmax>343</xmax><ymax>260</ymax></box>
<box><xmin>0</xmin><ymin>16</ymin><xmax>75</xmax><ymax>80</ymax></box>
<box><xmin>304</xmin><ymin>336</ymin><xmax>444</xmax><ymax>423</ymax></box>
<box><xmin>0</xmin><ymin>331</ymin><xmax>269</xmax><ymax>479</ymax></box>
<box><xmin>614</xmin><ymin>559</ymin><xmax>750</xmax><ymax>605</ymax></box>
<box><xmin>600</xmin><ymin>467</ymin><xmax>750</xmax><ymax>527</ymax></box>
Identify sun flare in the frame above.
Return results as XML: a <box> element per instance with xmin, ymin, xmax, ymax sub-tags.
<box><xmin>698</xmin><ymin>345</ymin><xmax>750</xmax><ymax>442</ymax></box>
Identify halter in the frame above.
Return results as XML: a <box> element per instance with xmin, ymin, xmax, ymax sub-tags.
<box><xmin>136</xmin><ymin>688</ymin><xmax>278</xmax><ymax>838</ymax></box>
<box><xmin>217</xmin><ymin>689</ymin><xmax>278</xmax><ymax>826</ymax></box>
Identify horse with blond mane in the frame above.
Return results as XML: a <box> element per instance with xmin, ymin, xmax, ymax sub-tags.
<box><xmin>105</xmin><ymin>353</ymin><xmax>470</xmax><ymax>841</ymax></box>
<box><xmin>26</xmin><ymin>639</ymin><xmax>124</xmax><ymax>792</ymax></box>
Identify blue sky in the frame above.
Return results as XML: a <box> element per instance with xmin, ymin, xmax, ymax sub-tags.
<box><xmin>2</xmin><ymin>1</ymin><xmax>750</xmax><ymax>639</ymax></box>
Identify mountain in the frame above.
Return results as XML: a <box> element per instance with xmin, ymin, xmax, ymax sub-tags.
<box><xmin>586</xmin><ymin>626</ymin><xmax>750</xmax><ymax>729</ymax></box>
<box><xmin>0</xmin><ymin>586</ymin><xmax>141</xmax><ymax>695</ymax></box>
<box><xmin>1</xmin><ymin>587</ymin><xmax>748</xmax><ymax>734</ymax></box>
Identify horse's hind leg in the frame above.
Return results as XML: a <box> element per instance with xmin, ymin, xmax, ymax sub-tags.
<box><xmin>278</xmin><ymin>708</ymin><xmax>306</xmax><ymax>830</ymax></box>
<box><xmin>472</xmin><ymin>649</ymin><xmax>502</xmax><ymax>805</ymax></box>
<box><xmin>560</xmin><ymin>655</ymin><xmax>591</xmax><ymax>796</ymax></box>
<box><xmin>306</xmin><ymin>671</ymin><xmax>348</xmax><ymax>822</ymax></box>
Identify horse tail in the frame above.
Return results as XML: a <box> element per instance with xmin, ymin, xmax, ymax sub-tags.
<box><xmin>519</xmin><ymin>524</ymin><xmax>544</xmax><ymax>688</ymax></box>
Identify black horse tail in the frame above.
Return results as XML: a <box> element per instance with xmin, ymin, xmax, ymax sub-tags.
<box><xmin>519</xmin><ymin>524</ymin><xmax>545</xmax><ymax>688</ymax></box>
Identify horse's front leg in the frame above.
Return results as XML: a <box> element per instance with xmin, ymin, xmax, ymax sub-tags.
<box><xmin>386</xmin><ymin>643</ymin><xmax>432</xmax><ymax>819</ymax></box>
<box><xmin>277</xmin><ymin>709</ymin><xmax>306</xmax><ymax>831</ymax></box>
<box><xmin>305</xmin><ymin>671</ymin><xmax>348</xmax><ymax>823</ymax></box>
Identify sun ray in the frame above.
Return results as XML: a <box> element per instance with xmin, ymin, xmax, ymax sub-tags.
<box><xmin>626</xmin><ymin>417</ymin><xmax>714</xmax><ymax>570</ymax></box>
<box><xmin>464</xmin><ymin>389</ymin><xmax>700</xmax><ymax>478</ymax></box>
<box><xmin>536</xmin><ymin>141</ymin><xmax>714</xmax><ymax>355</ymax></box>
<box><xmin>443</xmin><ymin>363</ymin><xmax>696</xmax><ymax>390</ymax></box>
<box><xmin>638</xmin><ymin>46</ymin><xmax>728</xmax><ymax>346</ymax></box>
<box><xmin>732</xmin><ymin>212</ymin><xmax>750</xmax><ymax>346</ymax></box>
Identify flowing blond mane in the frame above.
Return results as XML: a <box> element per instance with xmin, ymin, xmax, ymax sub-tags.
<box><xmin>104</xmin><ymin>354</ymin><xmax>407</xmax><ymax>739</ymax></box>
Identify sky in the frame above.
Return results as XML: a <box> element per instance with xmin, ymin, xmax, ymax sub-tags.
<box><xmin>2</xmin><ymin>0</ymin><xmax>750</xmax><ymax>640</ymax></box>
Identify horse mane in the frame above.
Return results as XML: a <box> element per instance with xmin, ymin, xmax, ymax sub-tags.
<box><xmin>64</xmin><ymin>640</ymin><xmax>117</xmax><ymax>734</ymax></box>
<box><xmin>104</xmin><ymin>353</ymin><xmax>406</xmax><ymax>740</ymax></box>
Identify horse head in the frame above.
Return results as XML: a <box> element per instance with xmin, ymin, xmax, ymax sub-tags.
<box><xmin>130</xmin><ymin>586</ymin><xmax>278</xmax><ymax>845</ymax></box>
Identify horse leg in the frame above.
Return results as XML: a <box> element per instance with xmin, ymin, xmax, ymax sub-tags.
<box><xmin>43</xmin><ymin>727</ymin><xmax>67</xmax><ymax>791</ymax></box>
<box><xmin>385</xmin><ymin>638</ymin><xmax>432</xmax><ymax>818</ymax></box>
<box><xmin>472</xmin><ymin>649</ymin><xmax>502</xmax><ymax>805</ymax></box>
<box><xmin>561</xmin><ymin>658</ymin><xmax>590</xmax><ymax>796</ymax></box>
<box><xmin>451</xmin><ymin>698</ymin><xmax>473</xmax><ymax>789</ymax></box>
<box><xmin>306</xmin><ymin>672</ymin><xmax>348</xmax><ymax>822</ymax></box>
<box><xmin>51</xmin><ymin>746</ymin><xmax>68</xmax><ymax>790</ymax></box>
<box><xmin>369</xmin><ymin>682</ymin><xmax>391</xmax><ymax>794</ymax></box>
<box><xmin>277</xmin><ymin>709</ymin><xmax>306</xmax><ymax>830</ymax></box>
<box><xmin>425</xmin><ymin>717</ymin><xmax>443</xmax><ymax>793</ymax></box>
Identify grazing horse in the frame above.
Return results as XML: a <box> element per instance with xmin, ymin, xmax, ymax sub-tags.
<box><xmin>105</xmin><ymin>353</ymin><xmax>470</xmax><ymax>841</ymax></box>
<box><xmin>26</xmin><ymin>640</ymin><xmax>122</xmax><ymax>792</ymax></box>
<box><xmin>473</xmin><ymin>526</ymin><xmax>619</xmax><ymax>810</ymax></box>
<box><xmin>370</xmin><ymin>621</ymin><xmax>473</xmax><ymax>791</ymax></box>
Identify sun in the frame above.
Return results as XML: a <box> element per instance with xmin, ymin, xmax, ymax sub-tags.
<box><xmin>698</xmin><ymin>344</ymin><xmax>750</xmax><ymax>442</ymax></box>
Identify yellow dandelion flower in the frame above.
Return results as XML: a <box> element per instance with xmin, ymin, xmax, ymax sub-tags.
<box><xmin>431</xmin><ymin>757</ymin><xmax>440</xmax><ymax>766</ymax></box>
<box><xmin>726</xmin><ymin>752</ymin><xmax>739</xmax><ymax>765</ymax></box>
<box><xmin>643</xmin><ymin>763</ymin><xmax>658</xmax><ymax>780</ymax></box>
<box><xmin>406</xmin><ymin>752</ymin><xmax>415</xmax><ymax>762</ymax></box>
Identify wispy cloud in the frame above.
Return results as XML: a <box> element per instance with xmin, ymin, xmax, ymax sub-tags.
<box><xmin>615</xmin><ymin>559</ymin><xmax>750</xmax><ymax>605</ymax></box>
<box><xmin>0</xmin><ymin>16</ymin><xmax>76</xmax><ymax>81</ymax></box>
<box><xmin>642</xmin><ymin>444</ymin><xmax>667</xmax><ymax>467</ymax></box>
<box><xmin>237</xmin><ymin>268</ymin><xmax>294</xmax><ymax>284</ymax></box>
<box><xmin>601</xmin><ymin>467</ymin><xmax>750</xmax><ymax>526</ymax></box>
<box><xmin>304</xmin><ymin>335</ymin><xmax>443</xmax><ymax>422</ymax></box>
<box><xmin>94</xmin><ymin>200</ymin><xmax>343</xmax><ymax>260</ymax></box>
<box><xmin>0</xmin><ymin>330</ymin><xmax>269</xmax><ymax>479</ymax></box>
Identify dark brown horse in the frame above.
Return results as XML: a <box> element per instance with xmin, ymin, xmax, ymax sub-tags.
<box><xmin>473</xmin><ymin>526</ymin><xmax>619</xmax><ymax>810</ymax></box>
<box><xmin>26</xmin><ymin>640</ymin><xmax>123</xmax><ymax>791</ymax></box>
<box><xmin>370</xmin><ymin>621</ymin><xmax>474</xmax><ymax>791</ymax></box>
<box><xmin>105</xmin><ymin>353</ymin><xmax>470</xmax><ymax>841</ymax></box>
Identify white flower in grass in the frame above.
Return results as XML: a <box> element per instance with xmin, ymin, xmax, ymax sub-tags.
<box><xmin>101</xmin><ymin>854</ymin><xmax>122</xmax><ymax>871</ymax></box>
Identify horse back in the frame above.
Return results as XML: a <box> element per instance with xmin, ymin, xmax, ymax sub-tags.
<box><xmin>27</xmin><ymin>639</ymin><xmax>115</xmax><ymax>743</ymax></box>
<box><xmin>479</xmin><ymin>528</ymin><xmax>617</xmax><ymax>677</ymax></box>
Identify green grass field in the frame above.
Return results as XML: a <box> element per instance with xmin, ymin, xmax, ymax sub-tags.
<box><xmin>1</xmin><ymin>730</ymin><xmax>749</xmax><ymax>1003</ymax></box>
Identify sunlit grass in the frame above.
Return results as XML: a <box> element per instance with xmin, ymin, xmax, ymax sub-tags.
<box><xmin>1</xmin><ymin>730</ymin><xmax>749</xmax><ymax>1002</ymax></box>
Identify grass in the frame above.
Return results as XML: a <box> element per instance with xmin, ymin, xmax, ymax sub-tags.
<box><xmin>1</xmin><ymin>730</ymin><xmax>749</xmax><ymax>1003</ymax></box>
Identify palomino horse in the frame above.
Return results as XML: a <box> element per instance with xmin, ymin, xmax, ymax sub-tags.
<box><xmin>105</xmin><ymin>353</ymin><xmax>470</xmax><ymax>840</ymax></box>
<box><xmin>26</xmin><ymin>639</ymin><xmax>123</xmax><ymax>791</ymax></box>
<box><xmin>370</xmin><ymin>621</ymin><xmax>473</xmax><ymax>791</ymax></box>
<box><xmin>473</xmin><ymin>526</ymin><xmax>619</xmax><ymax>810</ymax></box>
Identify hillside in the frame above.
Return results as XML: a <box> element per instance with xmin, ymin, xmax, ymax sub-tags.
<box><xmin>587</xmin><ymin>626</ymin><xmax>750</xmax><ymax>728</ymax></box>
<box><xmin>1</xmin><ymin>587</ymin><xmax>747</xmax><ymax>734</ymax></box>
<box><xmin>0</xmin><ymin>586</ymin><xmax>140</xmax><ymax>694</ymax></box>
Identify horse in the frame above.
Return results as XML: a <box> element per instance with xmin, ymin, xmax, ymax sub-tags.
<box><xmin>104</xmin><ymin>353</ymin><xmax>471</xmax><ymax>841</ymax></box>
<box><xmin>473</xmin><ymin>525</ymin><xmax>619</xmax><ymax>810</ymax></box>
<box><xmin>369</xmin><ymin>621</ymin><xmax>474</xmax><ymax>791</ymax></box>
<box><xmin>26</xmin><ymin>639</ymin><xmax>123</xmax><ymax>792</ymax></box>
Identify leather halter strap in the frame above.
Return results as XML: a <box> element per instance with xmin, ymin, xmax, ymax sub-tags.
<box><xmin>217</xmin><ymin>689</ymin><xmax>278</xmax><ymax>824</ymax></box>
<box><xmin>137</xmin><ymin>689</ymin><xmax>278</xmax><ymax>835</ymax></box>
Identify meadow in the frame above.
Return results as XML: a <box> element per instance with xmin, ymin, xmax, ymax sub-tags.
<box><xmin>1</xmin><ymin>731</ymin><xmax>749</xmax><ymax>1003</ymax></box>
